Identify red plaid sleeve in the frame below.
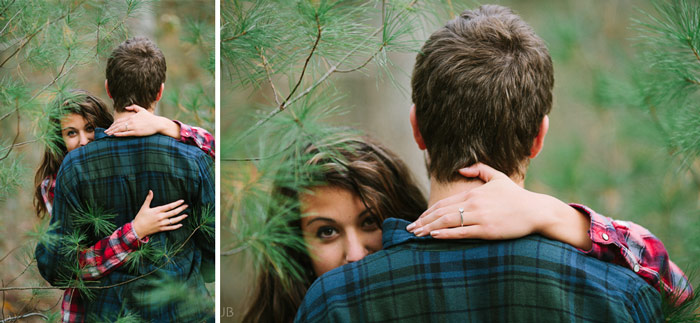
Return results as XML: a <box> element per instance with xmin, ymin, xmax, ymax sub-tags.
<box><xmin>173</xmin><ymin>120</ymin><xmax>215</xmax><ymax>158</ymax></box>
<box><xmin>61</xmin><ymin>288</ymin><xmax>85</xmax><ymax>323</ymax></box>
<box><xmin>571</xmin><ymin>203</ymin><xmax>694</xmax><ymax>305</ymax></box>
<box><xmin>41</xmin><ymin>175</ymin><xmax>56</xmax><ymax>216</ymax></box>
<box><xmin>78</xmin><ymin>221</ymin><xmax>147</xmax><ymax>280</ymax></box>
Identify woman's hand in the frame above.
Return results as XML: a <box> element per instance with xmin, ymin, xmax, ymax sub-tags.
<box><xmin>406</xmin><ymin>163</ymin><xmax>592</xmax><ymax>250</ymax></box>
<box><xmin>132</xmin><ymin>190</ymin><xmax>189</xmax><ymax>238</ymax></box>
<box><xmin>105</xmin><ymin>105</ymin><xmax>181</xmax><ymax>139</ymax></box>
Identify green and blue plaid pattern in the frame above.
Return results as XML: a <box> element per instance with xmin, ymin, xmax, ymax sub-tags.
<box><xmin>296</xmin><ymin>218</ymin><xmax>662</xmax><ymax>323</ymax></box>
<box><xmin>36</xmin><ymin>129</ymin><xmax>214</xmax><ymax>322</ymax></box>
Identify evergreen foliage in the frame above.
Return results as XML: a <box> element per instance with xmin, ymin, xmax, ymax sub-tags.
<box><xmin>223</xmin><ymin>0</ymin><xmax>700</xmax><ymax>319</ymax></box>
<box><xmin>635</xmin><ymin>0</ymin><xmax>700</xmax><ymax>167</ymax></box>
<box><xmin>0</xmin><ymin>0</ymin><xmax>214</xmax><ymax>320</ymax></box>
<box><xmin>221</xmin><ymin>0</ymin><xmax>472</xmax><ymax>301</ymax></box>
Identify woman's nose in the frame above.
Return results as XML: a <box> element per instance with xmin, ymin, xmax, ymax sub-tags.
<box><xmin>79</xmin><ymin>132</ymin><xmax>90</xmax><ymax>146</ymax></box>
<box><xmin>345</xmin><ymin>232</ymin><xmax>370</xmax><ymax>263</ymax></box>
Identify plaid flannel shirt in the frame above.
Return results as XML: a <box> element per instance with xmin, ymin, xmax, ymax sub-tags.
<box><xmin>36</xmin><ymin>128</ymin><xmax>215</xmax><ymax>322</ymax></box>
<box><xmin>295</xmin><ymin>218</ymin><xmax>663</xmax><ymax>322</ymax></box>
<box><xmin>173</xmin><ymin>120</ymin><xmax>215</xmax><ymax>159</ymax></box>
<box><xmin>39</xmin><ymin>122</ymin><xmax>215</xmax><ymax>323</ymax></box>
<box><xmin>572</xmin><ymin>204</ymin><xmax>693</xmax><ymax>304</ymax></box>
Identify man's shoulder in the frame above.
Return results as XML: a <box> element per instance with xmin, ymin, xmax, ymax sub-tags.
<box><xmin>373</xmin><ymin>234</ymin><xmax>651</xmax><ymax>288</ymax></box>
<box><xmin>85</xmin><ymin>134</ymin><xmax>211</xmax><ymax>160</ymax></box>
<box><xmin>57</xmin><ymin>134</ymin><xmax>211</xmax><ymax>183</ymax></box>
<box><xmin>299</xmin><ymin>234</ymin><xmax>661</xmax><ymax>322</ymax></box>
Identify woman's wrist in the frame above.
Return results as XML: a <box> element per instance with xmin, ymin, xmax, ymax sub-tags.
<box><xmin>535</xmin><ymin>194</ymin><xmax>593</xmax><ymax>250</ymax></box>
<box><xmin>158</xmin><ymin>116</ymin><xmax>181</xmax><ymax>139</ymax></box>
<box><xmin>132</xmin><ymin>218</ymin><xmax>149</xmax><ymax>239</ymax></box>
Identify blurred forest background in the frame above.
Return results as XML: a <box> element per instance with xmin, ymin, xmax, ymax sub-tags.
<box><xmin>0</xmin><ymin>0</ymin><xmax>213</xmax><ymax>321</ymax></box>
<box><xmin>222</xmin><ymin>0</ymin><xmax>699</xmax><ymax>321</ymax></box>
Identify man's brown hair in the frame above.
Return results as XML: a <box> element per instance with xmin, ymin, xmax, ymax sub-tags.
<box><xmin>411</xmin><ymin>5</ymin><xmax>553</xmax><ymax>182</ymax></box>
<box><xmin>106</xmin><ymin>37</ymin><xmax>166</xmax><ymax>112</ymax></box>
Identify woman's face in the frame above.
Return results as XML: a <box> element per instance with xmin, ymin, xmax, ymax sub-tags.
<box><xmin>61</xmin><ymin>113</ymin><xmax>95</xmax><ymax>152</ymax></box>
<box><xmin>300</xmin><ymin>186</ymin><xmax>383</xmax><ymax>277</ymax></box>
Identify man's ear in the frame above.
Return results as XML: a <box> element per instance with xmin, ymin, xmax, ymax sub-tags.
<box><xmin>410</xmin><ymin>104</ymin><xmax>427</xmax><ymax>150</ymax></box>
<box><xmin>155</xmin><ymin>83</ymin><xmax>164</xmax><ymax>102</ymax></box>
<box><xmin>529</xmin><ymin>115</ymin><xmax>549</xmax><ymax>158</ymax></box>
<box><xmin>104</xmin><ymin>80</ymin><xmax>112</xmax><ymax>99</ymax></box>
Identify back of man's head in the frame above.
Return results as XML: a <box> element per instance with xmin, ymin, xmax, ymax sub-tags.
<box><xmin>106</xmin><ymin>37</ymin><xmax>166</xmax><ymax>113</ymax></box>
<box><xmin>411</xmin><ymin>5</ymin><xmax>553</xmax><ymax>182</ymax></box>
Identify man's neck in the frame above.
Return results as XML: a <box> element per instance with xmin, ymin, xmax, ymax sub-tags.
<box><xmin>427</xmin><ymin>175</ymin><xmax>525</xmax><ymax>207</ymax></box>
<box><xmin>113</xmin><ymin>106</ymin><xmax>155</xmax><ymax>120</ymax></box>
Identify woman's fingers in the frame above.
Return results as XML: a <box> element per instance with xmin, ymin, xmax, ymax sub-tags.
<box><xmin>106</xmin><ymin>117</ymin><xmax>131</xmax><ymax>132</ymax></box>
<box><xmin>141</xmin><ymin>190</ymin><xmax>154</xmax><ymax>208</ymax></box>
<box><xmin>160</xmin><ymin>203</ymin><xmax>188</xmax><ymax>218</ymax></box>
<box><xmin>124</xmin><ymin>104</ymin><xmax>147</xmax><ymax>113</ymax></box>
<box><xmin>430</xmin><ymin>225</ymin><xmax>484</xmax><ymax>240</ymax></box>
<box><xmin>166</xmin><ymin>213</ymin><xmax>188</xmax><ymax>225</ymax></box>
<box><xmin>155</xmin><ymin>199</ymin><xmax>185</xmax><ymax>212</ymax></box>
<box><xmin>111</xmin><ymin>130</ymin><xmax>137</xmax><ymax>137</ymax></box>
<box><xmin>410</xmin><ymin>198</ymin><xmax>469</xmax><ymax>231</ymax></box>
<box><xmin>458</xmin><ymin>163</ymin><xmax>509</xmax><ymax>182</ymax></box>
<box><xmin>414</xmin><ymin>210</ymin><xmax>477</xmax><ymax>237</ymax></box>
<box><xmin>160</xmin><ymin>223</ymin><xmax>184</xmax><ymax>231</ymax></box>
<box><xmin>417</xmin><ymin>190</ymin><xmax>469</xmax><ymax>221</ymax></box>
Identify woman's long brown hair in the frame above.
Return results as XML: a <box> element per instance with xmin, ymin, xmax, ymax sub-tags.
<box><xmin>242</xmin><ymin>135</ymin><xmax>427</xmax><ymax>323</ymax></box>
<box><xmin>33</xmin><ymin>90</ymin><xmax>113</xmax><ymax>218</ymax></box>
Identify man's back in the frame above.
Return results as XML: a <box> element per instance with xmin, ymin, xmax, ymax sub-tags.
<box><xmin>36</xmin><ymin>129</ymin><xmax>214</xmax><ymax>322</ymax></box>
<box><xmin>296</xmin><ymin>218</ymin><xmax>662</xmax><ymax>322</ymax></box>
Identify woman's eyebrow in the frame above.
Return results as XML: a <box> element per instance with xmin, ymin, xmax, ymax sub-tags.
<box><xmin>62</xmin><ymin>126</ymin><xmax>76</xmax><ymax>131</ymax></box>
<box><xmin>306</xmin><ymin>216</ymin><xmax>337</xmax><ymax>226</ymax></box>
<box><xmin>357</xmin><ymin>209</ymin><xmax>371</xmax><ymax>218</ymax></box>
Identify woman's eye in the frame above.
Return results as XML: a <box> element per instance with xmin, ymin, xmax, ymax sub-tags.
<box><xmin>362</xmin><ymin>215</ymin><xmax>380</xmax><ymax>230</ymax></box>
<box><xmin>316</xmin><ymin>226</ymin><xmax>339</xmax><ymax>240</ymax></box>
<box><xmin>65</xmin><ymin>130</ymin><xmax>76</xmax><ymax>137</ymax></box>
<box><xmin>86</xmin><ymin>125</ymin><xmax>95</xmax><ymax>132</ymax></box>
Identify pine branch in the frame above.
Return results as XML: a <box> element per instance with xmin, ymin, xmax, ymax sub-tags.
<box><xmin>0</xmin><ymin>312</ymin><xmax>48</xmax><ymax>323</ymax></box>
<box><xmin>0</xmin><ymin>140</ymin><xmax>37</xmax><ymax>153</ymax></box>
<box><xmin>223</xmin><ymin>28</ymin><xmax>249</xmax><ymax>42</ymax></box>
<box><xmin>0</xmin><ymin>245</ymin><xmax>22</xmax><ymax>265</ymax></box>
<box><xmin>0</xmin><ymin>26</ymin><xmax>41</xmax><ymax>68</ymax></box>
<box><xmin>0</xmin><ymin>5</ymin><xmax>23</xmax><ymax>37</ymax></box>
<box><xmin>282</xmin><ymin>13</ymin><xmax>322</xmax><ymax>109</ymax></box>
<box><xmin>5</xmin><ymin>258</ymin><xmax>32</xmax><ymax>287</ymax></box>
<box><xmin>231</xmin><ymin>0</ymin><xmax>419</xmax><ymax>145</ymax></box>
<box><xmin>0</xmin><ymin>222</ymin><xmax>208</xmax><ymax>292</ymax></box>
<box><xmin>336</xmin><ymin>0</ymin><xmax>389</xmax><ymax>73</ymax></box>
<box><xmin>258</xmin><ymin>46</ymin><xmax>282</xmax><ymax>106</ymax></box>
<box><xmin>0</xmin><ymin>0</ymin><xmax>86</xmax><ymax>68</ymax></box>
<box><xmin>0</xmin><ymin>107</ymin><xmax>20</xmax><ymax>162</ymax></box>
<box><xmin>221</xmin><ymin>140</ymin><xmax>293</xmax><ymax>161</ymax></box>
<box><xmin>221</xmin><ymin>245</ymin><xmax>248</xmax><ymax>256</ymax></box>
<box><xmin>13</xmin><ymin>294</ymin><xmax>37</xmax><ymax>322</ymax></box>
<box><xmin>0</xmin><ymin>110</ymin><xmax>13</xmax><ymax>123</ymax></box>
<box><xmin>687</xmin><ymin>37</ymin><xmax>700</xmax><ymax>63</ymax></box>
<box><xmin>0</xmin><ymin>0</ymin><xmax>17</xmax><ymax>18</ymax></box>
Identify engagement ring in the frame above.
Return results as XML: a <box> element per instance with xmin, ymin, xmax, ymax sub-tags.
<box><xmin>458</xmin><ymin>207</ymin><xmax>464</xmax><ymax>227</ymax></box>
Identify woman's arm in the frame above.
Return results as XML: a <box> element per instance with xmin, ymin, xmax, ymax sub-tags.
<box><xmin>104</xmin><ymin>105</ymin><xmax>215</xmax><ymax>158</ymax></box>
<box><xmin>571</xmin><ymin>203</ymin><xmax>693</xmax><ymax>305</ymax></box>
<box><xmin>78</xmin><ymin>190</ymin><xmax>189</xmax><ymax>280</ymax></box>
<box><xmin>407</xmin><ymin>163</ymin><xmax>693</xmax><ymax>304</ymax></box>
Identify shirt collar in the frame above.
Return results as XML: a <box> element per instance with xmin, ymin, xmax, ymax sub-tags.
<box><xmin>382</xmin><ymin>218</ymin><xmax>433</xmax><ymax>248</ymax></box>
<box><xmin>94</xmin><ymin>127</ymin><xmax>109</xmax><ymax>140</ymax></box>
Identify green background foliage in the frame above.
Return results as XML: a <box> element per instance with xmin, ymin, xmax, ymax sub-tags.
<box><xmin>222</xmin><ymin>0</ymin><xmax>699</xmax><ymax>320</ymax></box>
<box><xmin>0</xmin><ymin>0</ymin><xmax>214</xmax><ymax>320</ymax></box>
